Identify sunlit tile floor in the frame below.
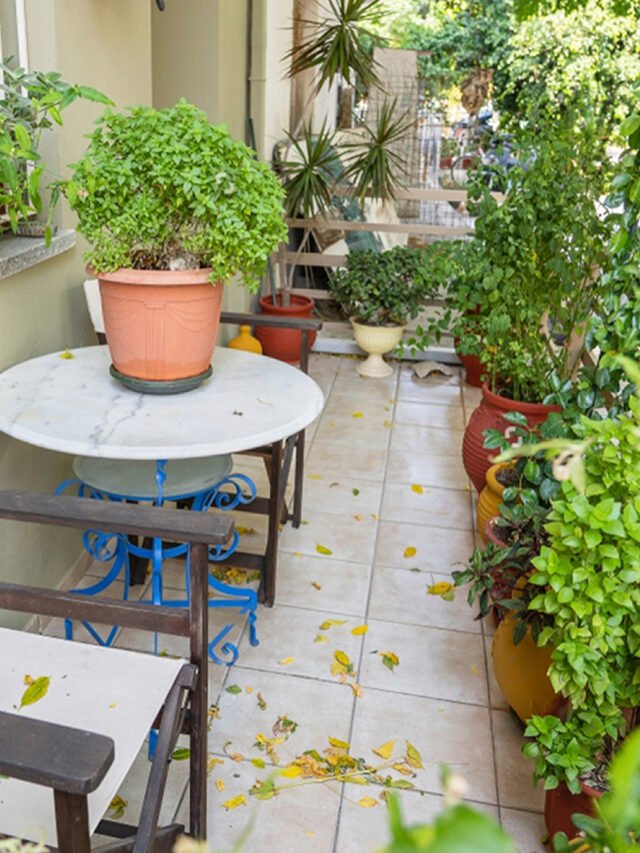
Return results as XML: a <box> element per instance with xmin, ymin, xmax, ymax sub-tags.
<box><xmin>45</xmin><ymin>353</ymin><xmax>547</xmax><ymax>853</ymax></box>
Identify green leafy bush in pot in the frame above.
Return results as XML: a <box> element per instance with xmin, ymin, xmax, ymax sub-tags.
<box><xmin>64</xmin><ymin>100</ymin><xmax>287</xmax><ymax>289</ymax></box>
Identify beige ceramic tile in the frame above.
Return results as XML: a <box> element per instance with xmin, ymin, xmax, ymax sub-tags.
<box><xmin>375</xmin><ymin>520</ymin><xmax>474</xmax><ymax>574</ymax></box>
<box><xmin>394</xmin><ymin>400</ymin><xmax>465</xmax><ymax>432</ymax></box>
<box><xmin>305</xmin><ymin>442</ymin><xmax>389</xmax><ymax>484</ymax></box>
<box><xmin>332</xmin><ymin>370</ymin><xmax>399</xmax><ymax>401</ymax></box>
<box><xmin>110</xmin><ymin>743</ymin><xmax>189</xmax><ymax>827</ymax></box>
<box><xmin>463</xmin><ymin>383</ymin><xmax>483</xmax><ymax>411</ymax></box>
<box><xmin>279</xmin><ymin>509</ymin><xmax>378</xmax><ymax>565</ymax></box>
<box><xmin>368</xmin><ymin>566</ymin><xmax>480</xmax><ymax>634</ymax></box>
<box><xmin>313</xmin><ymin>416</ymin><xmax>392</xmax><ymax>449</ymax></box>
<box><xmin>485</xmin><ymin>635</ymin><xmax>509</xmax><ymax>711</ymax></box>
<box><xmin>349</xmin><ymin>690</ymin><xmax>497</xmax><ymax>803</ymax></box>
<box><xmin>338</xmin><ymin>357</ymin><xmax>399</xmax><ymax>380</ymax></box>
<box><xmin>492</xmin><ymin>710</ymin><xmax>545</xmax><ymax>812</ymax></box>
<box><xmin>209</xmin><ymin>668</ymin><xmax>354</xmax><ymax>759</ymax></box>
<box><xmin>386</xmin><ymin>447</ymin><xmax>470</xmax><ymax>490</ymax></box>
<box><xmin>381</xmin><ymin>483</ymin><xmax>474</xmax><ymax>532</ymax></box>
<box><xmin>390</xmin><ymin>423</ymin><xmax>465</xmax><ymax>457</ymax></box>
<box><xmin>500</xmin><ymin>808</ymin><xmax>547</xmax><ymax>853</ymax></box>
<box><xmin>236</xmin><ymin>604</ymin><xmax>365</xmax><ymax>682</ymax></box>
<box><xmin>359</xmin><ymin>619</ymin><xmax>488</xmax><ymax>705</ymax></box>
<box><xmin>297</xmin><ymin>474</ymin><xmax>383</xmax><ymax>516</ymax></box>
<box><xmin>275</xmin><ymin>552</ymin><xmax>371</xmax><ymax>617</ymax></box>
<box><xmin>336</xmin><ymin>788</ymin><xmax>497</xmax><ymax>853</ymax></box>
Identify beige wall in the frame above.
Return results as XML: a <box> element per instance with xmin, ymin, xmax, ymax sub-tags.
<box><xmin>0</xmin><ymin>0</ymin><xmax>153</xmax><ymax>628</ymax></box>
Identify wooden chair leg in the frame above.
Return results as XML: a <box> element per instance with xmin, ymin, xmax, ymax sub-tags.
<box><xmin>54</xmin><ymin>791</ymin><xmax>92</xmax><ymax>853</ymax></box>
<box><xmin>261</xmin><ymin>440</ymin><xmax>283</xmax><ymax>607</ymax></box>
<box><xmin>292</xmin><ymin>430</ymin><xmax>305</xmax><ymax>528</ymax></box>
<box><xmin>189</xmin><ymin>542</ymin><xmax>209</xmax><ymax>841</ymax></box>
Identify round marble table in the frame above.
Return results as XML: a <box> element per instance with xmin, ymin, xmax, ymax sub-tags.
<box><xmin>0</xmin><ymin>345</ymin><xmax>324</xmax><ymax>459</ymax></box>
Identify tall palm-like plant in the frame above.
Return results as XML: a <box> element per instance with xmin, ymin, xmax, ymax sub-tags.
<box><xmin>279</xmin><ymin>120</ymin><xmax>342</xmax><ymax>218</ymax></box>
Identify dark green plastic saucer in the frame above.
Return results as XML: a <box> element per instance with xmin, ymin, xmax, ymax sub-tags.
<box><xmin>109</xmin><ymin>364</ymin><xmax>213</xmax><ymax>395</ymax></box>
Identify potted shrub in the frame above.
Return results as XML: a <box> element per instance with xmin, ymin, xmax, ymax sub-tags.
<box><xmin>0</xmin><ymin>58</ymin><xmax>111</xmax><ymax>239</ymax></box>
<box><xmin>64</xmin><ymin>100</ymin><xmax>287</xmax><ymax>391</ymax></box>
<box><xmin>328</xmin><ymin>244</ymin><xmax>435</xmax><ymax>377</ymax></box>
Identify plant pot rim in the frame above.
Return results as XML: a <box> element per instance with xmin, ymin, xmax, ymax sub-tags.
<box><xmin>579</xmin><ymin>777</ymin><xmax>605</xmax><ymax>799</ymax></box>
<box><xmin>350</xmin><ymin>317</ymin><xmax>406</xmax><ymax>330</ymax></box>
<box><xmin>485</xmin><ymin>462</ymin><xmax>513</xmax><ymax>494</ymax></box>
<box><xmin>259</xmin><ymin>293</ymin><xmax>315</xmax><ymax>311</ymax></box>
<box><xmin>93</xmin><ymin>267</ymin><xmax>216</xmax><ymax>286</ymax></box>
<box><xmin>481</xmin><ymin>382</ymin><xmax>560</xmax><ymax>415</ymax></box>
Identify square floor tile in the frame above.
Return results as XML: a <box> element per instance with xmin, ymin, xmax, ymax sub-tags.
<box><xmin>395</xmin><ymin>401</ymin><xmax>465</xmax><ymax>432</ymax></box>
<box><xmin>336</xmin><ymin>788</ymin><xmax>497</xmax><ymax>853</ymax></box>
<box><xmin>298</xmin><ymin>474</ymin><xmax>383</xmax><ymax>516</ymax></box>
<box><xmin>463</xmin><ymin>384</ymin><xmax>483</xmax><ymax>412</ymax></box>
<box><xmin>359</xmin><ymin>620</ymin><xmax>488</xmax><ymax>705</ymax></box>
<box><xmin>237</xmin><ymin>604</ymin><xmax>365</xmax><ymax>683</ymax></box>
<box><xmin>349</xmin><ymin>690</ymin><xmax>497</xmax><ymax>804</ymax></box>
<box><xmin>332</xmin><ymin>371</ymin><xmax>398</xmax><ymax>402</ymax></box>
<box><xmin>209</xmin><ymin>668</ymin><xmax>354</xmax><ymax>760</ymax></box>
<box><xmin>390</xmin><ymin>423</ymin><xmax>464</xmax><ymax>457</ymax></box>
<box><xmin>485</xmin><ymin>635</ymin><xmax>508</xmax><ymax>711</ymax></box>
<box><xmin>375</xmin><ymin>520</ymin><xmax>474</xmax><ymax>574</ymax></box>
<box><xmin>280</xmin><ymin>510</ymin><xmax>378</xmax><ymax>565</ymax></box>
<box><xmin>397</xmin><ymin>372</ymin><xmax>462</xmax><ymax>405</ymax></box>
<box><xmin>386</xmin><ymin>448</ymin><xmax>470</xmax><ymax>490</ymax></box>
<box><xmin>381</xmin><ymin>483</ymin><xmax>473</xmax><ymax>532</ymax></box>
<box><xmin>305</xmin><ymin>442</ymin><xmax>388</xmax><ymax>484</ymax></box>
<box><xmin>275</xmin><ymin>552</ymin><xmax>371</xmax><ymax>617</ymax></box>
<box><xmin>313</xmin><ymin>418</ymin><xmax>391</xmax><ymax>449</ymax></box>
<box><xmin>368</xmin><ymin>566</ymin><xmax>480</xmax><ymax>634</ymax></box>
<box><xmin>500</xmin><ymin>808</ymin><xmax>547</xmax><ymax>853</ymax></box>
<box><xmin>492</xmin><ymin>710</ymin><xmax>544</xmax><ymax>812</ymax></box>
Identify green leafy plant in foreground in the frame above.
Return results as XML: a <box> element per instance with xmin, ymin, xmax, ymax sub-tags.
<box><xmin>63</xmin><ymin>100</ymin><xmax>287</xmax><ymax>288</ymax></box>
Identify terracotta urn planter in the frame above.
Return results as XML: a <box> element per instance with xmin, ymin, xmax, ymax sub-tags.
<box><xmin>463</xmin><ymin>383</ymin><xmax>560</xmax><ymax>492</ymax></box>
<box><xmin>254</xmin><ymin>294</ymin><xmax>316</xmax><ymax>364</ymax></box>
<box><xmin>455</xmin><ymin>347</ymin><xmax>485</xmax><ymax>388</ymax></box>
<box><xmin>351</xmin><ymin>320</ymin><xmax>405</xmax><ymax>378</ymax></box>
<box><xmin>97</xmin><ymin>267</ymin><xmax>223</xmax><ymax>392</ymax></box>
<box><xmin>477</xmin><ymin>463</ymin><xmax>514</xmax><ymax>543</ymax></box>
<box><xmin>544</xmin><ymin>780</ymin><xmax>601</xmax><ymax>842</ymax></box>
<box><xmin>491</xmin><ymin>613</ymin><xmax>556</xmax><ymax>724</ymax></box>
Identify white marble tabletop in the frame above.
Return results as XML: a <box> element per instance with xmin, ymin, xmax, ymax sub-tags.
<box><xmin>0</xmin><ymin>346</ymin><xmax>324</xmax><ymax>460</ymax></box>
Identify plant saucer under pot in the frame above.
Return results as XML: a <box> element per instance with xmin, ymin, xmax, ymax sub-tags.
<box><xmin>351</xmin><ymin>318</ymin><xmax>404</xmax><ymax>379</ymax></box>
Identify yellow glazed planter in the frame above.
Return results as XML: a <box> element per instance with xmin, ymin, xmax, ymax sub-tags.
<box><xmin>477</xmin><ymin>463</ymin><xmax>513</xmax><ymax>544</ymax></box>
<box><xmin>491</xmin><ymin>614</ymin><xmax>556</xmax><ymax>723</ymax></box>
<box><xmin>351</xmin><ymin>319</ymin><xmax>404</xmax><ymax>378</ymax></box>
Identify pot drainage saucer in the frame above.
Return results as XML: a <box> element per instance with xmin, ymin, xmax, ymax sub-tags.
<box><xmin>109</xmin><ymin>364</ymin><xmax>213</xmax><ymax>394</ymax></box>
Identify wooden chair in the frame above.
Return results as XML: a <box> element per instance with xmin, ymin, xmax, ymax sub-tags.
<box><xmin>82</xmin><ymin>280</ymin><xmax>323</xmax><ymax>606</ymax></box>
<box><xmin>0</xmin><ymin>489</ymin><xmax>234</xmax><ymax>853</ymax></box>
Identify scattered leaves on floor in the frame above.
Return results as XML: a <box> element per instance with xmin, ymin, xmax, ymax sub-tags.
<box><xmin>307</xmin><ymin>474</ymin><xmax>323</xmax><ymax>480</ymax></box>
<box><xmin>373</xmin><ymin>740</ymin><xmax>395</xmax><ymax>760</ymax></box>
<box><xmin>377</xmin><ymin>651</ymin><xmax>399</xmax><ymax>672</ymax></box>
<box><xmin>405</xmin><ymin>741</ymin><xmax>424</xmax><ymax>769</ymax></box>
<box><xmin>318</xmin><ymin>619</ymin><xmax>346</xmax><ymax>630</ymax></box>
<box><xmin>208</xmin><ymin>703</ymin><xmax>220</xmax><ymax>721</ymax></box>
<box><xmin>171</xmin><ymin>748</ymin><xmax>191</xmax><ymax>761</ymax></box>
<box><xmin>223</xmin><ymin>741</ymin><xmax>245</xmax><ymax>762</ymax></box>
<box><xmin>358</xmin><ymin>797</ymin><xmax>379</xmax><ymax>808</ymax></box>
<box><xmin>225</xmin><ymin>684</ymin><xmax>242</xmax><ymax>695</ymax></box>
<box><xmin>470</xmin><ymin>665</ymin><xmax>481</xmax><ymax>676</ymax></box>
<box><xmin>19</xmin><ymin>675</ymin><xmax>50</xmax><ymax>710</ymax></box>
<box><xmin>236</xmin><ymin>525</ymin><xmax>257</xmax><ymax>536</ymax></box>
<box><xmin>352</xmin><ymin>487</ymin><xmax>360</xmax><ymax>496</ymax></box>
<box><xmin>311</xmin><ymin>581</ymin><xmax>322</xmax><ymax>590</ymax></box>
<box><xmin>411</xmin><ymin>484</ymin><xmax>424</xmax><ymax>495</ymax></box>
<box><xmin>354</xmin><ymin>513</ymin><xmax>363</xmax><ymax>521</ymax></box>
<box><xmin>314</xmin><ymin>634</ymin><xmax>329</xmax><ymax>643</ymax></box>
<box><xmin>108</xmin><ymin>703</ymin><xmax>117</xmax><ymax>709</ymax></box>
<box><xmin>245</xmin><ymin>686</ymin><xmax>253</xmax><ymax>694</ymax></box>
<box><xmin>23</xmin><ymin>674</ymin><xmax>34</xmax><ymax>686</ymax></box>
<box><xmin>222</xmin><ymin>794</ymin><xmax>246</xmax><ymax>810</ymax></box>
<box><xmin>257</xmin><ymin>692</ymin><xmax>267</xmax><ymax>711</ymax></box>
<box><xmin>278</xmin><ymin>656</ymin><xmax>295</xmax><ymax>666</ymax></box>
<box><xmin>251</xmin><ymin>757</ymin><xmax>266</xmax><ymax>769</ymax></box>
<box><xmin>403</xmin><ymin>547</ymin><xmax>417</xmax><ymax>558</ymax></box>
<box><xmin>254</xmin><ymin>733</ymin><xmax>286</xmax><ymax>763</ymax></box>
<box><xmin>370</xmin><ymin>513</ymin><xmax>379</xmax><ymax>520</ymax></box>
<box><xmin>108</xmin><ymin>796</ymin><xmax>127</xmax><ymax>819</ymax></box>
<box><xmin>427</xmin><ymin>581</ymin><xmax>455</xmax><ymax>601</ymax></box>
<box><xmin>316</xmin><ymin>544</ymin><xmax>333</xmax><ymax>556</ymax></box>
<box><xmin>59</xmin><ymin>349</ymin><xmax>75</xmax><ymax>359</ymax></box>
<box><xmin>351</xmin><ymin>624</ymin><xmax>368</xmax><ymax>635</ymax></box>
<box><xmin>383</xmin><ymin>419</ymin><xmax>393</xmax><ymax>429</ymax></box>
<box><xmin>329</xmin><ymin>481</ymin><xmax>339</xmax><ymax>488</ymax></box>
<box><xmin>215</xmin><ymin>779</ymin><xmax>226</xmax><ymax>792</ymax></box>
<box><xmin>210</xmin><ymin>566</ymin><xmax>260</xmax><ymax>586</ymax></box>
<box><xmin>207</xmin><ymin>756</ymin><xmax>224</xmax><ymax>773</ymax></box>
<box><xmin>352</xmin><ymin>412</ymin><xmax>363</xmax><ymax>419</ymax></box>
<box><xmin>273</xmin><ymin>715</ymin><xmax>298</xmax><ymax>739</ymax></box>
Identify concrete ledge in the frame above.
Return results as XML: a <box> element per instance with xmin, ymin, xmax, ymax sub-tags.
<box><xmin>0</xmin><ymin>229</ymin><xmax>76</xmax><ymax>280</ymax></box>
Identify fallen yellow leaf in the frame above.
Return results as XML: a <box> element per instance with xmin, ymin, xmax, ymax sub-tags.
<box><xmin>245</xmin><ymin>687</ymin><xmax>253</xmax><ymax>694</ymax></box>
<box><xmin>279</xmin><ymin>657</ymin><xmax>295</xmax><ymax>666</ymax></box>
<box><xmin>411</xmin><ymin>483</ymin><xmax>424</xmax><ymax>494</ymax></box>
<box><xmin>328</xmin><ymin>736</ymin><xmax>350</xmax><ymax>750</ymax></box>
<box><xmin>280</xmin><ymin>765</ymin><xmax>302</xmax><ymax>778</ymax></box>
<box><xmin>373</xmin><ymin>740</ymin><xmax>396</xmax><ymax>760</ymax></box>
<box><xmin>354</xmin><ymin>513</ymin><xmax>363</xmax><ymax>521</ymax></box>
<box><xmin>403</xmin><ymin>546</ymin><xmax>417</xmax><ymax>558</ymax></box>
<box><xmin>470</xmin><ymin>665</ymin><xmax>480</xmax><ymax>676</ymax></box>
<box><xmin>352</xmin><ymin>412</ymin><xmax>364</xmax><ymax>418</ymax></box>
<box><xmin>311</xmin><ymin>581</ymin><xmax>322</xmax><ymax>590</ymax></box>
<box><xmin>358</xmin><ymin>797</ymin><xmax>379</xmax><ymax>808</ymax></box>
<box><xmin>334</xmin><ymin>650</ymin><xmax>351</xmax><ymax>667</ymax></box>
<box><xmin>405</xmin><ymin>741</ymin><xmax>424</xmax><ymax>769</ymax></box>
<box><xmin>319</xmin><ymin>619</ymin><xmax>347</xmax><ymax>630</ymax></box>
<box><xmin>427</xmin><ymin>581</ymin><xmax>455</xmax><ymax>600</ymax></box>
<box><xmin>215</xmin><ymin>779</ymin><xmax>226</xmax><ymax>792</ymax></box>
<box><xmin>383</xmin><ymin>419</ymin><xmax>393</xmax><ymax>429</ymax></box>
<box><xmin>59</xmin><ymin>349</ymin><xmax>75</xmax><ymax>360</ymax></box>
<box><xmin>251</xmin><ymin>757</ymin><xmax>266</xmax><ymax>768</ymax></box>
<box><xmin>294</xmin><ymin>551</ymin><xmax>302</xmax><ymax>558</ymax></box>
<box><xmin>308</xmin><ymin>473</ymin><xmax>324</xmax><ymax>480</ymax></box>
<box><xmin>351</xmin><ymin>624</ymin><xmax>368</xmax><ymax>635</ymax></box>
<box><xmin>23</xmin><ymin>674</ymin><xmax>34</xmax><ymax>686</ymax></box>
<box><xmin>108</xmin><ymin>703</ymin><xmax>117</xmax><ymax>709</ymax></box>
<box><xmin>222</xmin><ymin>795</ymin><xmax>246</xmax><ymax>811</ymax></box>
<box><xmin>349</xmin><ymin>682</ymin><xmax>363</xmax><ymax>698</ymax></box>
<box><xmin>316</xmin><ymin>544</ymin><xmax>333</xmax><ymax>556</ymax></box>
<box><xmin>236</xmin><ymin>525</ymin><xmax>257</xmax><ymax>536</ymax></box>
<box><xmin>19</xmin><ymin>676</ymin><xmax>50</xmax><ymax>710</ymax></box>
<box><xmin>108</xmin><ymin>795</ymin><xmax>127</xmax><ymax>819</ymax></box>
<box><xmin>314</xmin><ymin>634</ymin><xmax>329</xmax><ymax>643</ymax></box>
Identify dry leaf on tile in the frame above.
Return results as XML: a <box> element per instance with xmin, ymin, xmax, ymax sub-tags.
<box><xmin>351</xmin><ymin>624</ymin><xmax>368</xmax><ymax>635</ymax></box>
<box><xmin>372</xmin><ymin>740</ymin><xmax>395</xmax><ymax>760</ymax></box>
<box><xmin>215</xmin><ymin>779</ymin><xmax>226</xmax><ymax>792</ymax></box>
<box><xmin>405</xmin><ymin>741</ymin><xmax>424</xmax><ymax>769</ymax></box>
<box><xmin>19</xmin><ymin>675</ymin><xmax>50</xmax><ymax>710</ymax></box>
<box><xmin>278</xmin><ymin>656</ymin><xmax>295</xmax><ymax>666</ymax></box>
<box><xmin>311</xmin><ymin>581</ymin><xmax>322</xmax><ymax>590</ymax></box>
<box><xmin>108</xmin><ymin>795</ymin><xmax>127</xmax><ymax>819</ymax></box>
<box><xmin>316</xmin><ymin>544</ymin><xmax>333</xmax><ymax>556</ymax></box>
<box><xmin>222</xmin><ymin>795</ymin><xmax>246</xmax><ymax>810</ymax></box>
<box><xmin>411</xmin><ymin>484</ymin><xmax>424</xmax><ymax>494</ymax></box>
<box><xmin>358</xmin><ymin>797</ymin><xmax>379</xmax><ymax>808</ymax></box>
<box><xmin>427</xmin><ymin>581</ymin><xmax>455</xmax><ymax>601</ymax></box>
<box><xmin>403</xmin><ymin>546</ymin><xmax>417</xmax><ymax>558</ymax></box>
<box><xmin>318</xmin><ymin>619</ymin><xmax>346</xmax><ymax>630</ymax></box>
<box><xmin>352</xmin><ymin>412</ymin><xmax>364</xmax><ymax>418</ymax></box>
<box><xmin>257</xmin><ymin>692</ymin><xmax>267</xmax><ymax>710</ymax></box>
<box><xmin>314</xmin><ymin>634</ymin><xmax>329</xmax><ymax>643</ymax></box>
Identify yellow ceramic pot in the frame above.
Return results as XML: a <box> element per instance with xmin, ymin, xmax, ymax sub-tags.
<box><xmin>477</xmin><ymin>463</ymin><xmax>513</xmax><ymax>544</ymax></box>
<box><xmin>491</xmin><ymin>614</ymin><xmax>556</xmax><ymax>723</ymax></box>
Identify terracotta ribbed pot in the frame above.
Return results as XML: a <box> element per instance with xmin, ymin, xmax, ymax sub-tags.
<box><xmin>477</xmin><ymin>464</ymin><xmax>513</xmax><ymax>543</ymax></box>
<box><xmin>492</xmin><ymin>614</ymin><xmax>556</xmax><ymax>724</ymax></box>
<box><xmin>463</xmin><ymin>384</ymin><xmax>560</xmax><ymax>492</ymax></box>
<box><xmin>544</xmin><ymin>781</ymin><xmax>601</xmax><ymax>842</ymax></box>
<box><xmin>456</xmin><ymin>350</ymin><xmax>485</xmax><ymax>387</ymax></box>
<box><xmin>97</xmin><ymin>267</ymin><xmax>222</xmax><ymax>388</ymax></box>
<box><xmin>254</xmin><ymin>294</ymin><xmax>316</xmax><ymax>364</ymax></box>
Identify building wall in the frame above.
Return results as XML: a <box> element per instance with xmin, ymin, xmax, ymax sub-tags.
<box><xmin>0</xmin><ymin>0</ymin><xmax>153</xmax><ymax>628</ymax></box>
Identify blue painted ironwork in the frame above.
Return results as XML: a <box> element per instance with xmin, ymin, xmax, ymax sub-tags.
<box><xmin>57</xmin><ymin>461</ymin><xmax>260</xmax><ymax>664</ymax></box>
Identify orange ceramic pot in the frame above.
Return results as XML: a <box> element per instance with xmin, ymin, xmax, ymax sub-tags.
<box><xmin>255</xmin><ymin>294</ymin><xmax>316</xmax><ymax>364</ymax></box>
<box><xmin>491</xmin><ymin>614</ymin><xmax>556</xmax><ymax>724</ymax></box>
<box><xmin>544</xmin><ymin>780</ymin><xmax>601</xmax><ymax>842</ymax></box>
<box><xmin>462</xmin><ymin>383</ymin><xmax>559</xmax><ymax>492</ymax></box>
<box><xmin>97</xmin><ymin>268</ymin><xmax>222</xmax><ymax>385</ymax></box>
<box><xmin>477</xmin><ymin>463</ymin><xmax>513</xmax><ymax>543</ymax></box>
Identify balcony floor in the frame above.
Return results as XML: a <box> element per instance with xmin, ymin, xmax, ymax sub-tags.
<box><xmin>43</xmin><ymin>353</ymin><xmax>546</xmax><ymax>852</ymax></box>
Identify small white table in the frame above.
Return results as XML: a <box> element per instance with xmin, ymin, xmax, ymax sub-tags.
<box><xmin>0</xmin><ymin>345</ymin><xmax>324</xmax><ymax>658</ymax></box>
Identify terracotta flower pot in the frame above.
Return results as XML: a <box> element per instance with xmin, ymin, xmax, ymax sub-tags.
<box><xmin>351</xmin><ymin>319</ymin><xmax>405</xmax><ymax>378</ymax></box>
<box><xmin>477</xmin><ymin>463</ymin><xmax>513</xmax><ymax>544</ymax></box>
<box><xmin>97</xmin><ymin>267</ymin><xmax>222</xmax><ymax>390</ymax></box>
<box><xmin>254</xmin><ymin>294</ymin><xmax>316</xmax><ymax>364</ymax></box>
<box><xmin>544</xmin><ymin>780</ymin><xmax>601</xmax><ymax>842</ymax></box>
<box><xmin>491</xmin><ymin>613</ymin><xmax>556</xmax><ymax>724</ymax></box>
<box><xmin>462</xmin><ymin>383</ymin><xmax>560</xmax><ymax>492</ymax></box>
<box><xmin>456</xmin><ymin>348</ymin><xmax>485</xmax><ymax>388</ymax></box>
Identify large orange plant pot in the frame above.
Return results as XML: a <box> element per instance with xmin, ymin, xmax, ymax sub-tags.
<box><xmin>255</xmin><ymin>294</ymin><xmax>316</xmax><ymax>364</ymax></box>
<box><xmin>477</xmin><ymin>463</ymin><xmax>513</xmax><ymax>543</ymax></box>
<box><xmin>97</xmin><ymin>268</ymin><xmax>222</xmax><ymax>390</ymax></box>
<box><xmin>462</xmin><ymin>383</ymin><xmax>559</xmax><ymax>492</ymax></box>
<box><xmin>491</xmin><ymin>614</ymin><xmax>556</xmax><ymax>724</ymax></box>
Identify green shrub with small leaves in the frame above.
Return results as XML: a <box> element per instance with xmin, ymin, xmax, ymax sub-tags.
<box><xmin>64</xmin><ymin>100</ymin><xmax>287</xmax><ymax>289</ymax></box>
